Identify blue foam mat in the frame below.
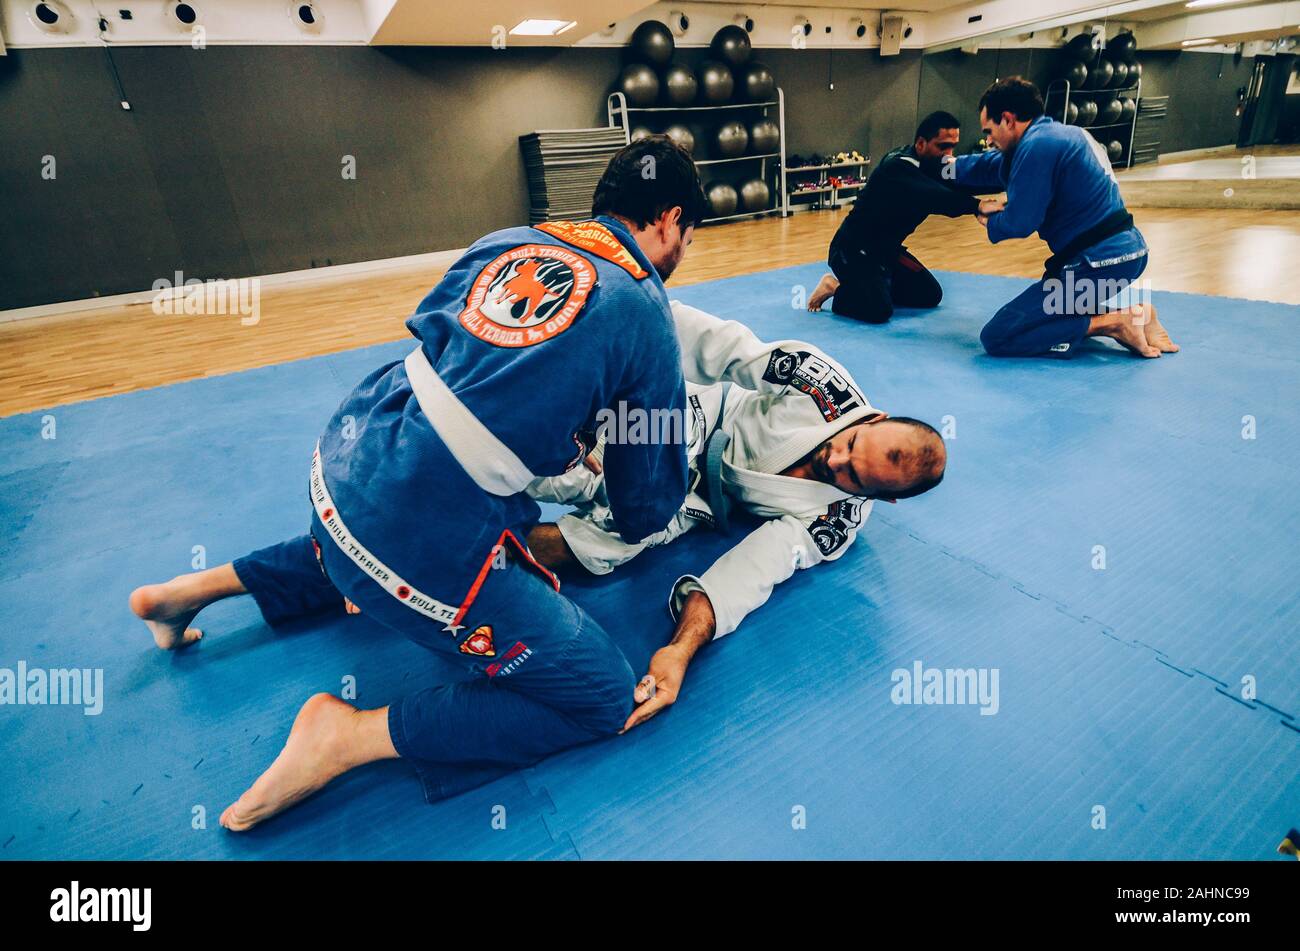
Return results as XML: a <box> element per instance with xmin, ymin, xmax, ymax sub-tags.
<box><xmin>1</xmin><ymin>265</ymin><xmax>1296</xmax><ymax>859</ymax></box>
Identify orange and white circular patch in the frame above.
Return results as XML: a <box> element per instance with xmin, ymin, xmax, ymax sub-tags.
<box><xmin>459</xmin><ymin>245</ymin><xmax>597</xmax><ymax>348</ymax></box>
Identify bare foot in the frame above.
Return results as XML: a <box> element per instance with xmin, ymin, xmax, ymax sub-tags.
<box><xmin>129</xmin><ymin>580</ymin><xmax>205</xmax><ymax>650</ymax></box>
<box><xmin>221</xmin><ymin>694</ymin><xmax>375</xmax><ymax>832</ymax></box>
<box><xmin>807</xmin><ymin>274</ymin><xmax>839</xmax><ymax>312</ymax></box>
<box><xmin>1093</xmin><ymin>310</ymin><xmax>1160</xmax><ymax>358</ymax></box>
<box><xmin>1136</xmin><ymin>302</ymin><xmax>1179</xmax><ymax>353</ymax></box>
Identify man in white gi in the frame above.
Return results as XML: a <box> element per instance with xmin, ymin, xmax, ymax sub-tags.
<box><xmin>525</xmin><ymin>301</ymin><xmax>948</xmax><ymax>730</ymax></box>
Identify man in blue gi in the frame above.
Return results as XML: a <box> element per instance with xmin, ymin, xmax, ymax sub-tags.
<box><xmin>950</xmin><ymin>77</ymin><xmax>1179</xmax><ymax>359</ymax></box>
<box><xmin>129</xmin><ymin>136</ymin><xmax>708</xmax><ymax>829</ymax></box>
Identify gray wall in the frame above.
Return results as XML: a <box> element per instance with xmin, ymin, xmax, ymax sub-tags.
<box><xmin>0</xmin><ymin>43</ymin><xmax>1252</xmax><ymax>311</ymax></box>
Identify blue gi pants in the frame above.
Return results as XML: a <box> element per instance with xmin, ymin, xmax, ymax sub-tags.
<box><xmin>979</xmin><ymin>228</ymin><xmax>1149</xmax><ymax>358</ymax></box>
<box><xmin>232</xmin><ymin>521</ymin><xmax>637</xmax><ymax>803</ymax></box>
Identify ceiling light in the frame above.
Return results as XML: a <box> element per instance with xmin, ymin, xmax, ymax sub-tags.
<box><xmin>1181</xmin><ymin>37</ymin><xmax>1218</xmax><ymax>45</ymax></box>
<box><xmin>1185</xmin><ymin>0</ymin><xmax>1250</xmax><ymax>8</ymax></box>
<box><xmin>509</xmin><ymin>19</ymin><xmax>576</xmax><ymax>36</ymax></box>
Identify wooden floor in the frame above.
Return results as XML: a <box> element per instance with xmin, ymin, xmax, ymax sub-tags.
<box><xmin>3</xmin><ymin>204</ymin><xmax>1299</xmax><ymax>417</ymax></box>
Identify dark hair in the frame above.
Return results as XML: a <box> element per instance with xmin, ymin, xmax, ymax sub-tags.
<box><xmin>879</xmin><ymin>416</ymin><xmax>946</xmax><ymax>500</ymax></box>
<box><xmin>915</xmin><ymin>110</ymin><xmax>961</xmax><ymax>142</ymax></box>
<box><xmin>592</xmin><ymin>135</ymin><xmax>709</xmax><ymax>230</ymax></box>
<box><xmin>977</xmin><ymin>76</ymin><xmax>1044</xmax><ymax>124</ymax></box>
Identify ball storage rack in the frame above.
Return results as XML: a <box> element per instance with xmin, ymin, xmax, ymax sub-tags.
<box><xmin>607</xmin><ymin>88</ymin><xmax>791</xmax><ymax>222</ymax></box>
<box><xmin>1043</xmin><ymin>74</ymin><xmax>1143</xmax><ymax>170</ymax></box>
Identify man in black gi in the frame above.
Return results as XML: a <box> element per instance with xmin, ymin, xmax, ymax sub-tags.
<box><xmin>807</xmin><ymin>111</ymin><xmax>1004</xmax><ymax>323</ymax></box>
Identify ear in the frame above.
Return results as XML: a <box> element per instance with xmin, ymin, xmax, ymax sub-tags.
<box><xmin>867</xmin><ymin>411</ymin><xmax>890</xmax><ymax>423</ymax></box>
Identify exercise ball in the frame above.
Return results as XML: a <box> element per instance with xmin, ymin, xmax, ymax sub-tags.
<box><xmin>748</xmin><ymin>117</ymin><xmax>780</xmax><ymax>154</ymax></box>
<box><xmin>738</xmin><ymin>62</ymin><xmax>775</xmax><ymax>102</ymax></box>
<box><xmin>714</xmin><ymin>120</ymin><xmax>749</xmax><ymax>158</ymax></box>
<box><xmin>1076</xmin><ymin>100</ymin><xmax>1099</xmax><ymax>126</ymax></box>
<box><xmin>1125</xmin><ymin>61</ymin><xmax>1142</xmax><ymax>88</ymax></box>
<box><xmin>1107</xmin><ymin>60</ymin><xmax>1129</xmax><ymax>88</ymax></box>
<box><xmin>705</xmin><ymin>182</ymin><xmax>738</xmax><ymax>218</ymax></box>
<box><xmin>710</xmin><ymin>24</ymin><xmax>752</xmax><ymax>68</ymax></box>
<box><xmin>662</xmin><ymin>62</ymin><xmax>698</xmax><ymax>106</ymax></box>
<box><xmin>1106</xmin><ymin>139</ymin><xmax>1124</xmax><ymax>164</ymax></box>
<box><xmin>629</xmin><ymin>125</ymin><xmax>654</xmax><ymax>142</ymax></box>
<box><xmin>618</xmin><ymin>63</ymin><xmax>660</xmax><ymax>108</ymax></box>
<box><xmin>1063</xmin><ymin>61</ymin><xmax>1088</xmax><ymax>89</ymax></box>
<box><xmin>1097</xmin><ymin>98</ymin><xmax>1123</xmax><ymax>126</ymax></box>
<box><xmin>629</xmin><ymin>20</ymin><xmax>674</xmax><ymax>68</ymax></box>
<box><xmin>739</xmin><ymin>177</ymin><xmax>770</xmax><ymax>212</ymax></box>
<box><xmin>1049</xmin><ymin>99</ymin><xmax>1078</xmax><ymax>125</ymax></box>
<box><xmin>1086</xmin><ymin>58</ymin><xmax>1114</xmax><ymax>89</ymax></box>
<box><xmin>664</xmin><ymin>123</ymin><xmax>695</xmax><ymax>155</ymax></box>
<box><xmin>697</xmin><ymin>60</ymin><xmax>735</xmax><ymax>105</ymax></box>
<box><xmin>1120</xmin><ymin>97</ymin><xmax>1137</xmax><ymax>123</ymax></box>
<box><xmin>1110</xmin><ymin>31</ymin><xmax>1138</xmax><ymax>64</ymax></box>
<box><xmin>1065</xmin><ymin>32</ymin><xmax>1100</xmax><ymax>62</ymax></box>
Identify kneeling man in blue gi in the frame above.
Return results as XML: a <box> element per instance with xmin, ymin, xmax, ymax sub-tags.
<box><xmin>950</xmin><ymin>77</ymin><xmax>1180</xmax><ymax>359</ymax></box>
<box><xmin>129</xmin><ymin>136</ymin><xmax>707</xmax><ymax>828</ymax></box>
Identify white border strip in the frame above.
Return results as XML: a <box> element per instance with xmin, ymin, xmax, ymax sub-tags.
<box><xmin>0</xmin><ymin>246</ymin><xmax>468</xmax><ymax>325</ymax></box>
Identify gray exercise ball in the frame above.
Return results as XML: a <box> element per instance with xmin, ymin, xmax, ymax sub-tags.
<box><xmin>697</xmin><ymin>60</ymin><xmax>735</xmax><ymax>105</ymax></box>
<box><xmin>710</xmin><ymin>24</ymin><xmax>752</xmax><ymax>69</ymax></box>
<box><xmin>748</xmin><ymin>117</ymin><xmax>780</xmax><ymax>154</ymax></box>
<box><xmin>738</xmin><ymin>62</ymin><xmax>775</xmax><ymax>102</ymax></box>
<box><xmin>739</xmin><ymin>178</ymin><xmax>770</xmax><ymax>212</ymax></box>
<box><xmin>664</xmin><ymin>123</ymin><xmax>695</xmax><ymax>155</ymax></box>
<box><xmin>713</xmin><ymin>120</ymin><xmax>749</xmax><ymax>158</ymax></box>
<box><xmin>662</xmin><ymin>62</ymin><xmax>698</xmax><ymax>106</ymax></box>
<box><xmin>706</xmin><ymin>182</ymin><xmax>738</xmax><ymax>218</ymax></box>
<box><xmin>628</xmin><ymin>19</ymin><xmax>674</xmax><ymax>68</ymax></box>
<box><xmin>618</xmin><ymin>63</ymin><xmax>660</xmax><ymax>108</ymax></box>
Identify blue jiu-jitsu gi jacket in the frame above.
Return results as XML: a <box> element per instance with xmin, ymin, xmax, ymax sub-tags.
<box><xmin>310</xmin><ymin>216</ymin><xmax>689</xmax><ymax>633</ymax></box>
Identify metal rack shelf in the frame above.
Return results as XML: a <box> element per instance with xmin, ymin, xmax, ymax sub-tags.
<box><xmin>619</xmin><ymin>100</ymin><xmax>779</xmax><ymax>113</ymax></box>
<box><xmin>695</xmin><ymin>152</ymin><xmax>780</xmax><ymax>167</ymax></box>
<box><xmin>607</xmin><ymin>89</ymin><xmax>791</xmax><ymax>221</ymax></box>
<box><xmin>784</xmin><ymin>157</ymin><xmax>869</xmax><ymax>211</ymax></box>
<box><xmin>1044</xmin><ymin>77</ymin><xmax>1142</xmax><ymax>169</ymax></box>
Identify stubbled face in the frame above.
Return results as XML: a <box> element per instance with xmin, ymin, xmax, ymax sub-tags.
<box><xmin>915</xmin><ymin>128</ymin><xmax>960</xmax><ymax>170</ymax></box>
<box><xmin>980</xmin><ymin>107</ymin><xmax>1022</xmax><ymax>153</ymax></box>
<box><xmin>803</xmin><ymin>418</ymin><xmax>945</xmax><ymax>500</ymax></box>
<box><xmin>654</xmin><ymin>221</ymin><xmax>694</xmax><ymax>281</ymax></box>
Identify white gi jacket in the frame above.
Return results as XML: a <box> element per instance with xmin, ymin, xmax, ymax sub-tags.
<box><xmin>528</xmin><ymin>302</ymin><xmax>880</xmax><ymax>638</ymax></box>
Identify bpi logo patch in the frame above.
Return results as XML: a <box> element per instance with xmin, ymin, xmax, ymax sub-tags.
<box><xmin>460</xmin><ymin>625</ymin><xmax>496</xmax><ymax>657</ymax></box>
<box><xmin>763</xmin><ymin>348</ymin><xmax>866</xmax><ymax>422</ymax></box>
<box><xmin>459</xmin><ymin>245</ymin><xmax>596</xmax><ymax>348</ymax></box>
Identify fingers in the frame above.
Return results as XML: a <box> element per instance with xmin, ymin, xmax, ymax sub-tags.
<box><xmin>621</xmin><ymin>692</ymin><xmax>671</xmax><ymax>733</ymax></box>
<box><xmin>583</xmin><ymin>453</ymin><xmax>603</xmax><ymax>475</ymax></box>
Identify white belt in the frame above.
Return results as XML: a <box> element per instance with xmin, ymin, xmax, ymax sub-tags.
<box><xmin>403</xmin><ymin>347</ymin><xmax>535</xmax><ymax>497</ymax></box>
<box><xmin>310</xmin><ymin>445</ymin><xmax>465</xmax><ymax>635</ymax></box>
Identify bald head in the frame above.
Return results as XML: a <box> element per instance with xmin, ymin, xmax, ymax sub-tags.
<box><xmin>872</xmin><ymin>417</ymin><xmax>947</xmax><ymax>499</ymax></box>
<box><xmin>801</xmin><ymin>415</ymin><xmax>947</xmax><ymax>501</ymax></box>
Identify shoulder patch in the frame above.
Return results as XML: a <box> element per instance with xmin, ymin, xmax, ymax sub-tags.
<box><xmin>534</xmin><ymin>220</ymin><xmax>650</xmax><ymax>280</ymax></box>
<box><xmin>763</xmin><ymin>347</ymin><xmax>867</xmax><ymax>422</ymax></box>
<box><xmin>807</xmin><ymin>498</ymin><xmax>866</xmax><ymax>556</ymax></box>
<box><xmin>459</xmin><ymin>244</ymin><xmax>596</xmax><ymax>348</ymax></box>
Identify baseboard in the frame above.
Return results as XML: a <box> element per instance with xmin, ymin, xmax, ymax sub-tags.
<box><xmin>1155</xmin><ymin>144</ymin><xmax>1241</xmax><ymax>164</ymax></box>
<box><xmin>0</xmin><ymin>247</ymin><xmax>468</xmax><ymax>325</ymax></box>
